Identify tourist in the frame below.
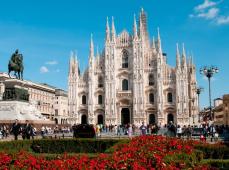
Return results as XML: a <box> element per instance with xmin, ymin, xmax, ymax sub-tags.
<box><xmin>11</xmin><ymin>119</ymin><xmax>21</xmax><ymax>140</ymax></box>
<box><xmin>22</xmin><ymin>120</ymin><xmax>32</xmax><ymax>140</ymax></box>
<box><xmin>151</xmin><ymin>124</ymin><xmax>159</xmax><ymax>135</ymax></box>
<box><xmin>96</xmin><ymin>124</ymin><xmax>101</xmax><ymax>137</ymax></box>
<box><xmin>186</xmin><ymin>125</ymin><xmax>192</xmax><ymax>139</ymax></box>
<box><xmin>128</xmin><ymin>124</ymin><xmax>133</xmax><ymax>138</ymax></box>
<box><xmin>176</xmin><ymin>125</ymin><xmax>182</xmax><ymax>138</ymax></box>
<box><xmin>41</xmin><ymin>125</ymin><xmax>45</xmax><ymax>138</ymax></box>
<box><xmin>210</xmin><ymin>124</ymin><xmax>216</xmax><ymax>142</ymax></box>
<box><xmin>167</xmin><ymin>121</ymin><xmax>176</xmax><ymax>137</ymax></box>
<box><xmin>139</xmin><ymin>122</ymin><xmax>147</xmax><ymax>135</ymax></box>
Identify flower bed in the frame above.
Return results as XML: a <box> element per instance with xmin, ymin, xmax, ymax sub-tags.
<box><xmin>0</xmin><ymin>135</ymin><xmax>216</xmax><ymax>169</ymax></box>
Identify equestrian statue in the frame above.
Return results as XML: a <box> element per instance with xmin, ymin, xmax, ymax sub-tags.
<box><xmin>8</xmin><ymin>49</ymin><xmax>24</xmax><ymax>80</ymax></box>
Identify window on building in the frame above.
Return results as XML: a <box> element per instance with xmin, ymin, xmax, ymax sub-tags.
<box><xmin>167</xmin><ymin>92</ymin><xmax>173</xmax><ymax>103</ymax></box>
<box><xmin>98</xmin><ymin>95</ymin><xmax>103</xmax><ymax>104</ymax></box>
<box><xmin>98</xmin><ymin>76</ymin><xmax>103</xmax><ymax>88</ymax></box>
<box><xmin>122</xmin><ymin>79</ymin><xmax>128</xmax><ymax>91</ymax></box>
<box><xmin>122</xmin><ymin>50</ymin><xmax>128</xmax><ymax>68</ymax></box>
<box><xmin>149</xmin><ymin>74</ymin><xmax>155</xmax><ymax>86</ymax></box>
<box><xmin>82</xmin><ymin>95</ymin><xmax>86</xmax><ymax>105</ymax></box>
<box><xmin>149</xmin><ymin>93</ymin><xmax>154</xmax><ymax>104</ymax></box>
<box><xmin>55</xmin><ymin>109</ymin><xmax>58</xmax><ymax>116</ymax></box>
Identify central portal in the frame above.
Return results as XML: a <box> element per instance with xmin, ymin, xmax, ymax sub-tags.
<box><xmin>121</xmin><ymin>108</ymin><xmax>130</xmax><ymax>125</ymax></box>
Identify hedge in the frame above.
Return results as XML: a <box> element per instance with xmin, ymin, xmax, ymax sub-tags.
<box><xmin>194</xmin><ymin>144</ymin><xmax>229</xmax><ymax>159</ymax></box>
<box><xmin>202</xmin><ymin>159</ymin><xmax>229</xmax><ymax>169</ymax></box>
<box><xmin>0</xmin><ymin>139</ymin><xmax>128</xmax><ymax>154</ymax></box>
<box><xmin>31</xmin><ymin>138</ymin><xmax>126</xmax><ymax>154</ymax></box>
<box><xmin>0</xmin><ymin>140</ymin><xmax>33</xmax><ymax>153</ymax></box>
<box><xmin>164</xmin><ymin>150</ymin><xmax>204</xmax><ymax>168</ymax></box>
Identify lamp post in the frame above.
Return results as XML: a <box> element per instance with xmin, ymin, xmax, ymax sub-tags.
<box><xmin>196</xmin><ymin>87</ymin><xmax>204</xmax><ymax>123</ymax></box>
<box><xmin>200</xmin><ymin>66</ymin><xmax>219</xmax><ymax>121</ymax></box>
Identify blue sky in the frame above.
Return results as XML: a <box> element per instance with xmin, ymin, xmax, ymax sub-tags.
<box><xmin>0</xmin><ymin>0</ymin><xmax>228</xmax><ymax>108</ymax></box>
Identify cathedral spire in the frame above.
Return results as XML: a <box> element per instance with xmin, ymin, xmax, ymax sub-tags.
<box><xmin>152</xmin><ymin>36</ymin><xmax>156</xmax><ymax>49</ymax></box>
<box><xmin>106</xmin><ymin>17</ymin><xmax>110</xmax><ymax>42</ymax></box>
<box><xmin>133</xmin><ymin>14</ymin><xmax>138</xmax><ymax>39</ymax></box>
<box><xmin>182</xmin><ymin>43</ymin><xmax>187</xmax><ymax>67</ymax></box>
<box><xmin>90</xmin><ymin>34</ymin><xmax>94</xmax><ymax>59</ymax></box>
<box><xmin>176</xmin><ymin>43</ymin><xmax>181</xmax><ymax>68</ymax></box>
<box><xmin>111</xmin><ymin>16</ymin><xmax>116</xmax><ymax>42</ymax></box>
<box><xmin>157</xmin><ymin>27</ymin><xmax>162</xmax><ymax>53</ymax></box>
<box><xmin>139</xmin><ymin>14</ymin><xmax>143</xmax><ymax>39</ymax></box>
<box><xmin>96</xmin><ymin>46</ymin><xmax>99</xmax><ymax>57</ymax></box>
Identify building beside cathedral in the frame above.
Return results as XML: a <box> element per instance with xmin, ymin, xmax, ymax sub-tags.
<box><xmin>68</xmin><ymin>9</ymin><xmax>198</xmax><ymax>126</ymax></box>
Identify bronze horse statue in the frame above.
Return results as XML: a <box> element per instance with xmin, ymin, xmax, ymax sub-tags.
<box><xmin>8</xmin><ymin>49</ymin><xmax>24</xmax><ymax>80</ymax></box>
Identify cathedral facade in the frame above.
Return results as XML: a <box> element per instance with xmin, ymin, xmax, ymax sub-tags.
<box><xmin>68</xmin><ymin>9</ymin><xmax>198</xmax><ymax>126</ymax></box>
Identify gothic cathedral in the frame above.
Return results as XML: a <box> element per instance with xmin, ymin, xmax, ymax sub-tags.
<box><xmin>68</xmin><ymin>9</ymin><xmax>198</xmax><ymax>126</ymax></box>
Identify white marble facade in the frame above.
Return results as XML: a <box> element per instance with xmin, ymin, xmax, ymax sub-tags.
<box><xmin>68</xmin><ymin>9</ymin><xmax>198</xmax><ymax>126</ymax></box>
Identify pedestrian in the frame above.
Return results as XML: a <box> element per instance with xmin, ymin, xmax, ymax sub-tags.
<box><xmin>41</xmin><ymin>125</ymin><xmax>45</xmax><ymax>138</ymax></box>
<box><xmin>176</xmin><ymin>125</ymin><xmax>182</xmax><ymax>138</ymax></box>
<box><xmin>11</xmin><ymin>119</ymin><xmax>21</xmax><ymax>140</ymax></box>
<box><xmin>128</xmin><ymin>124</ymin><xmax>133</xmax><ymax>138</ymax></box>
<box><xmin>139</xmin><ymin>122</ymin><xmax>147</xmax><ymax>135</ymax></box>
<box><xmin>22</xmin><ymin>120</ymin><xmax>32</xmax><ymax>140</ymax></box>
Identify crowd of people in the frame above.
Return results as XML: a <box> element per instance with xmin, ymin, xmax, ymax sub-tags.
<box><xmin>1</xmin><ymin>119</ymin><xmax>229</xmax><ymax>141</ymax></box>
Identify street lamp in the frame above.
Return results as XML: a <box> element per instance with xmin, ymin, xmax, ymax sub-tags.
<box><xmin>196</xmin><ymin>87</ymin><xmax>204</xmax><ymax>123</ymax></box>
<box><xmin>200</xmin><ymin>66</ymin><xmax>219</xmax><ymax>121</ymax></box>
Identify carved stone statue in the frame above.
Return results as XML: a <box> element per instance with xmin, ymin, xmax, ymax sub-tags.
<box><xmin>8</xmin><ymin>49</ymin><xmax>24</xmax><ymax>80</ymax></box>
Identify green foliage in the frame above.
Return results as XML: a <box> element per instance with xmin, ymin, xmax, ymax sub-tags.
<box><xmin>0</xmin><ymin>140</ymin><xmax>33</xmax><ymax>153</ymax></box>
<box><xmin>31</xmin><ymin>138</ymin><xmax>121</xmax><ymax>154</ymax></box>
<box><xmin>0</xmin><ymin>139</ymin><xmax>123</xmax><ymax>154</ymax></box>
<box><xmin>202</xmin><ymin>159</ymin><xmax>229</xmax><ymax>169</ymax></box>
<box><xmin>194</xmin><ymin>144</ymin><xmax>229</xmax><ymax>159</ymax></box>
<box><xmin>164</xmin><ymin>150</ymin><xmax>204</xmax><ymax>168</ymax></box>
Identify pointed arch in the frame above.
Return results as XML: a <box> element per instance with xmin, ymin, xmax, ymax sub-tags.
<box><xmin>98</xmin><ymin>76</ymin><xmax>103</xmax><ymax>88</ymax></box>
<box><xmin>122</xmin><ymin>49</ymin><xmax>128</xmax><ymax>68</ymax></box>
<box><xmin>167</xmin><ymin>92</ymin><xmax>173</xmax><ymax>103</ymax></box>
<box><xmin>149</xmin><ymin>93</ymin><xmax>154</xmax><ymax>104</ymax></box>
<box><xmin>122</xmin><ymin>79</ymin><xmax>128</xmax><ymax>91</ymax></box>
<box><xmin>82</xmin><ymin>95</ymin><xmax>87</xmax><ymax>105</ymax></box>
<box><xmin>149</xmin><ymin>74</ymin><xmax>155</xmax><ymax>86</ymax></box>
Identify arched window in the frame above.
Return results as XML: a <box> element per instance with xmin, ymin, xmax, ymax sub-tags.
<box><xmin>149</xmin><ymin>93</ymin><xmax>154</xmax><ymax>104</ymax></box>
<box><xmin>167</xmin><ymin>92</ymin><xmax>173</xmax><ymax>103</ymax></box>
<box><xmin>82</xmin><ymin>95</ymin><xmax>86</xmax><ymax>105</ymax></box>
<box><xmin>149</xmin><ymin>74</ymin><xmax>154</xmax><ymax>86</ymax></box>
<box><xmin>122</xmin><ymin>50</ymin><xmax>128</xmax><ymax>68</ymax></box>
<box><xmin>98</xmin><ymin>95</ymin><xmax>103</xmax><ymax>104</ymax></box>
<box><xmin>122</xmin><ymin>79</ymin><xmax>128</xmax><ymax>91</ymax></box>
<box><xmin>98</xmin><ymin>76</ymin><xmax>103</xmax><ymax>88</ymax></box>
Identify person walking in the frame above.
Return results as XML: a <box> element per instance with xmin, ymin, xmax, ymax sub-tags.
<box><xmin>128</xmin><ymin>124</ymin><xmax>133</xmax><ymax>139</ymax></box>
<box><xmin>22</xmin><ymin>120</ymin><xmax>32</xmax><ymax>140</ymax></box>
<box><xmin>139</xmin><ymin>122</ymin><xmax>147</xmax><ymax>135</ymax></box>
<box><xmin>176</xmin><ymin>125</ymin><xmax>182</xmax><ymax>138</ymax></box>
<box><xmin>11</xmin><ymin>119</ymin><xmax>21</xmax><ymax>140</ymax></box>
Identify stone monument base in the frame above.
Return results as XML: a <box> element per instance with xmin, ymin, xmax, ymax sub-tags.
<box><xmin>0</xmin><ymin>100</ymin><xmax>54</xmax><ymax>125</ymax></box>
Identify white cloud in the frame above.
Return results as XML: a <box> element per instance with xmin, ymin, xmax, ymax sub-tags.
<box><xmin>45</xmin><ymin>60</ymin><xmax>58</xmax><ymax>65</ymax></box>
<box><xmin>216</xmin><ymin>15</ymin><xmax>229</xmax><ymax>25</ymax></box>
<box><xmin>190</xmin><ymin>0</ymin><xmax>229</xmax><ymax>26</ymax></box>
<box><xmin>195</xmin><ymin>0</ymin><xmax>218</xmax><ymax>11</ymax></box>
<box><xmin>197</xmin><ymin>7</ymin><xmax>219</xmax><ymax>19</ymax></box>
<box><xmin>40</xmin><ymin>66</ymin><xmax>49</xmax><ymax>73</ymax></box>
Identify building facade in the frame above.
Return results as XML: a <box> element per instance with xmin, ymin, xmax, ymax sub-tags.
<box><xmin>68</xmin><ymin>9</ymin><xmax>198</xmax><ymax>126</ymax></box>
<box><xmin>0</xmin><ymin>72</ymin><xmax>69</xmax><ymax>124</ymax></box>
<box><xmin>53</xmin><ymin>89</ymin><xmax>69</xmax><ymax>124</ymax></box>
<box><xmin>213</xmin><ymin>95</ymin><xmax>229</xmax><ymax>125</ymax></box>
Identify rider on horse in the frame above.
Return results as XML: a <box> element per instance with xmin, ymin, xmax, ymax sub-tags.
<box><xmin>8</xmin><ymin>49</ymin><xmax>24</xmax><ymax>80</ymax></box>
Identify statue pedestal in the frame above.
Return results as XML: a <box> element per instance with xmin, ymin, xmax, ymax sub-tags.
<box><xmin>0</xmin><ymin>100</ymin><xmax>54</xmax><ymax>124</ymax></box>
